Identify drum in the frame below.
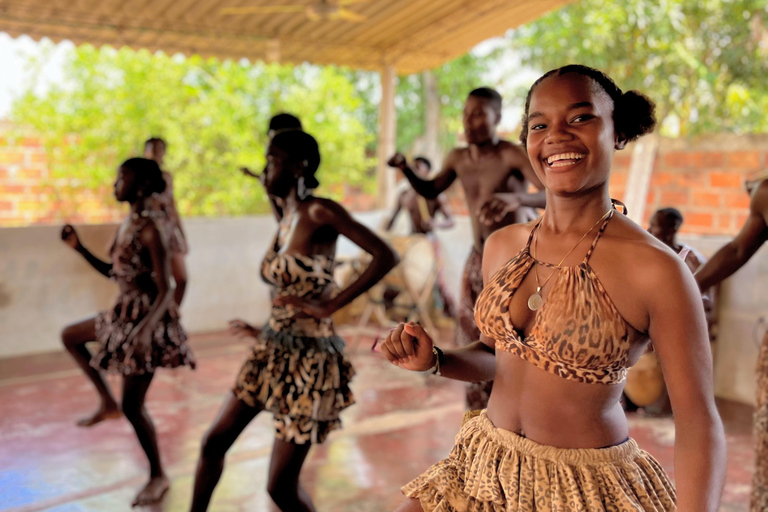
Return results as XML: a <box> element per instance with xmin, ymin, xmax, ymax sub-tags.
<box><xmin>623</xmin><ymin>351</ymin><xmax>666</xmax><ymax>407</ymax></box>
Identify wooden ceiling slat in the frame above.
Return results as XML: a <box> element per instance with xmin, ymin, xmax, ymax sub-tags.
<box><xmin>0</xmin><ymin>0</ymin><xmax>575</xmax><ymax>74</ymax></box>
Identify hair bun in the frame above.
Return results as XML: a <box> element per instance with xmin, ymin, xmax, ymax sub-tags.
<box><xmin>617</xmin><ymin>90</ymin><xmax>657</xmax><ymax>142</ymax></box>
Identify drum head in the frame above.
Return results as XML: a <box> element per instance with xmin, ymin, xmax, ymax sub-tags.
<box><xmin>624</xmin><ymin>352</ymin><xmax>666</xmax><ymax>407</ymax></box>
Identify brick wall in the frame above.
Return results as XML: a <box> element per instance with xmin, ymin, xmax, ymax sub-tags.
<box><xmin>609</xmin><ymin>134</ymin><xmax>768</xmax><ymax>236</ymax></box>
<box><xmin>2</xmin><ymin>122</ymin><xmax>767</xmax><ymax>234</ymax></box>
<box><xmin>0</xmin><ymin>124</ymin><xmax>124</xmax><ymax>227</ymax></box>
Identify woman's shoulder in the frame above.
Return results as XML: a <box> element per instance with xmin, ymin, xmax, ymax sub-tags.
<box><xmin>302</xmin><ymin>196</ymin><xmax>349</xmax><ymax>224</ymax></box>
<box><xmin>482</xmin><ymin>220</ymin><xmax>538</xmax><ymax>277</ymax></box>
<box><xmin>599</xmin><ymin>214</ymin><xmax>691</xmax><ymax>290</ymax></box>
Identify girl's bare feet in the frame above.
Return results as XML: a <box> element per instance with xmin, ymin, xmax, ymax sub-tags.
<box><xmin>131</xmin><ymin>474</ymin><xmax>170</xmax><ymax>507</ymax></box>
<box><xmin>77</xmin><ymin>402</ymin><xmax>122</xmax><ymax>427</ymax></box>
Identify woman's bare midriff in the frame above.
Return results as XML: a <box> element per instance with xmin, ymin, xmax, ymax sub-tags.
<box><xmin>485</xmin><ymin>350</ymin><xmax>629</xmax><ymax>449</ymax></box>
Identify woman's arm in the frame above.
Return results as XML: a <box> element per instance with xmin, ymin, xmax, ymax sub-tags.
<box><xmin>61</xmin><ymin>224</ymin><xmax>112</xmax><ymax>278</ymax></box>
<box><xmin>130</xmin><ymin>221</ymin><xmax>175</xmax><ymax>353</ymax></box>
<box><xmin>645</xmin><ymin>251</ymin><xmax>726</xmax><ymax>511</ymax></box>
<box><xmin>320</xmin><ymin>201</ymin><xmax>398</xmax><ymax>314</ymax></box>
<box><xmin>696</xmin><ymin>181</ymin><xmax>768</xmax><ymax>290</ymax></box>
<box><xmin>380</xmin><ymin>226</ymin><xmax>519</xmax><ymax>380</ymax></box>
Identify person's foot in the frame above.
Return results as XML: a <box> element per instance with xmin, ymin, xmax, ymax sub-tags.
<box><xmin>76</xmin><ymin>404</ymin><xmax>121</xmax><ymax>427</ymax></box>
<box><xmin>131</xmin><ymin>474</ymin><xmax>170</xmax><ymax>507</ymax></box>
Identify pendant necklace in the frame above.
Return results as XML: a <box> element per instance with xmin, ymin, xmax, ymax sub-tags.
<box><xmin>528</xmin><ymin>209</ymin><xmax>613</xmax><ymax>311</ymax></box>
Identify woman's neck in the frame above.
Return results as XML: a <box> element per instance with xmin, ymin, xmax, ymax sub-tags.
<box><xmin>277</xmin><ymin>188</ymin><xmax>302</xmax><ymax>215</ymax></box>
<box><xmin>130</xmin><ymin>197</ymin><xmax>148</xmax><ymax>217</ymax></box>
<box><xmin>542</xmin><ymin>188</ymin><xmax>612</xmax><ymax>234</ymax></box>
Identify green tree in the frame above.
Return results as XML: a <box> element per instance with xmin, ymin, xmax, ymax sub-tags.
<box><xmin>508</xmin><ymin>0</ymin><xmax>768</xmax><ymax>135</ymax></box>
<box><xmin>345</xmin><ymin>52</ymin><xmax>497</xmax><ymax>155</ymax></box>
<box><xmin>12</xmin><ymin>45</ymin><xmax>375</xmax><ymax>217</ymax></box>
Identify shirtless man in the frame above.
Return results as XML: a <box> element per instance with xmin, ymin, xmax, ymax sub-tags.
<box><xmin>385</xmin><ymin>156</ymin><xmax>455</xmax><ymax>317</ymax></box>
<box><xmin>696</xmin><ymin>175</ymin><xmax>768</xmax><ymax>512</ymax></box>
<box><xmin>388</xmin><ymin>87</ymin><xmax>545</xmax><ymax>410</ymax></box>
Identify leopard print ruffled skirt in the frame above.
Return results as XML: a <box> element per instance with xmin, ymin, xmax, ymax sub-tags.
<box><xmin>233</xmin><ymin>324</ymin><xmax>355</xmax><ymax>445</ymax></box>
<box><xmin>92</xmin><ymin>289</ymin><xmax>195</xmax><ymax>375</ymax></box>
<box><xmin>403</xmin><ymin>410</ymin><xmax>676</xmax><ymax>511</ymax></box>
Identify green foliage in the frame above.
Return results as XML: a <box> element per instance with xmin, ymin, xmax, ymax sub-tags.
<box><xmin>509</xmin><ymin>0</ymin><xmax>768</xmax><ymax>135</ymax></box>
<box><xmin>344</xmin><ymin>52</ymin><xmax>496</xmax><ymax>154</ymax></box>
<box><xmin>12</xmin><ymin>45</ymin><xmax>375</xmax><ymax>217</ymax></box>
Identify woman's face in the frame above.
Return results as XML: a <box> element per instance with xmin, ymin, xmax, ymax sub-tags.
<box><xmin>263</xmin><ymin>144</ymin><xmax>297</xmax><ymax>197</ymax></box>
<box><xmin>113</xmin><ymin>165</ymin><xmax>138</xmax><ymax>202</ymax></box>
<box><xmin>525</xmin><ymin>73</ymin><xmax>624</xmax><ymax>197</ymax></box>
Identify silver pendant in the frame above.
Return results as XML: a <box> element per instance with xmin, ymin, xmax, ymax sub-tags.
<box><xmin>528</xmin><ymin>288</ymin><xmax>543</xmax><ymax>311</ymax></box>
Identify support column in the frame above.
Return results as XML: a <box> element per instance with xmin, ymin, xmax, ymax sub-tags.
<box><xmin>623</xmin><ymin>133</ymin><xmax>659</xmax><ymax>224</ymax></box>
<box><xmin>377</xmin><ymin>65</ymin><xmax>397</xmax><ymax>209</ymax></box>
<box><xmin>423</xmin><ymin>70</ymin><xmax>441</xmax><ymax>170</ymax></box>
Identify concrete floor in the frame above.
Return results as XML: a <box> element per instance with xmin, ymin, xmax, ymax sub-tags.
<box><xmin>0</xmin><ymin>328</ymin><xmax>755</xmax><ymax>512</ymax></box>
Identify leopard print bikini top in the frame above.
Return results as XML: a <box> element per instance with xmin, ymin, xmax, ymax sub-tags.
<box><xmin>474</xmin><ymin>210</ymin><xmax>631</xmax><ymax>384</ymax></box>
<box><xmin>260</xmin><ymin>216</ymin><xmax>335</xmax><ymax>301</ymax></box>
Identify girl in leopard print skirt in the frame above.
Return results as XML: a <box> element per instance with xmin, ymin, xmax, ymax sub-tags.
<box><xmin>189</xmin><ymin>129</ymin><xmax>399</xmax><ymax>512</ymax></box>
<box><xmin>61</xmin><ymin>157</ymin><xmax>195</xmax><ymax>507</ymax></box>
<box><xmin>381</xmin><ymin>66</ymin><xmax>725</xmax><ymax>511</ymax></box>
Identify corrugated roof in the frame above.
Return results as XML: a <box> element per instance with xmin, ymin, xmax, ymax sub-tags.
<box><xmin>0</xmin><ymin>0</ymin><xmax>573</xmax><ymax>74</ymax></box>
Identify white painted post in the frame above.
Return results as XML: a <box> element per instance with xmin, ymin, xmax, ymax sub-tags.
<box><xmin>624</xmin><ymin>133</ymin><xmax>660</xmax><ymax>224</ymax></box>
<box><xmin>377</xmin><ymin>65</ymin><xmax>397</xmax><ymax>209</ymax></box>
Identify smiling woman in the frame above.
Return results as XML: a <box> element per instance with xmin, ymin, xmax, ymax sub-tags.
<box><xmin>381</xmin><ymin>65</ymin><xmax>725</xmax><ymax>512</ymax></box>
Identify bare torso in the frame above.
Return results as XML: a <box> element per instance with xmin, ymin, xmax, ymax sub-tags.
<box><xmin>483</xmin><ymin>215</ymin><xmax>661</xmax><ymax>448</ymax></box>
<box><xmin>451</xmin><ymin>141</ymin><xmax>538</xmax><ymax>250</ymax></box>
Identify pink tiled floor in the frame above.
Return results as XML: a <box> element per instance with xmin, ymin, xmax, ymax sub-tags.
<box><xmin>0</xmin><ymin>329</ymin><xmax>755</xmax><ymax>511</ymax></box>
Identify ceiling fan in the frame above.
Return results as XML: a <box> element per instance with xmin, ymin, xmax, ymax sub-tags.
<box><xmin>220</xmin><ymin>0</ymin><xmax>369</xmax><ymax>22</ymax></box>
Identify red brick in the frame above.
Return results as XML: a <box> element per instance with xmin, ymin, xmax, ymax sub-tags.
<box><xmin>735</xmin><ymin>212</ymin><xmax>749</xmax><ymax>227</ymax></box>
<box><xmin>646</xmin><ymin>190</ymin><xmax>657</xmax><ymax>205</ymax></box>
<box><xmin>21</xmin><ymin>137</ymin><xmax>42</xmax><ymax>147</ymax></box>
<box><xmin>0</xmin><ymin>151</ymin><xmax>25</xmax><ymax>165</ymax></box>
<box><xmin>663</xmin><ymin>152</ymin><xmax>696</xmax><ymax>168</ymax></box>
<box><xmin>0</xmin><ymin>184</ymin><xmax>25</xmax><ymax>195</ymax></box>
<box><xmin>727</xmin><ymin>151</ymin><xmax>761</xmax><ymax>169</ymax></box>
<box><xmin>0</xmin><ymin>168</ymin><xmax>8</xmax><ymax>180</ymax></box>
<box><xmin>29</xmin><ymin>153</ymin><xmax>48</xmax><ymax>164</ymax></box>
<box><xmin>660</xmin><ymin>190</ymin><xmax>688</xmax><ymax>205</ymax></box>
<box><xmin>16</xmin><ymin>169</ymin><xmax>42</xmax><ymax>180</ymax></box>
<box><xmin>723</xmin><ymin>190</ymin><xmax>751</xmax><ymax>209</ymax></box>
<box><xmin>678</xmin><ymin>171</ymin><xmax>709</xmax><ymax>188</ymax></box>
<box><xmin>716</xmin><ymin>212</ymin><xmax>733</xmax><ymax>230</ymax></box>
<box><xmin>693</xmin><ymin>152</ymin><xmax>725</xmax><ymax>168</ymax></box>
<box><xmin>692</xmin><ymin>191</ymin><xmax>721</xmax><ymax>208</ymax></box>
<box><xmin>26</xmin><ymin>185</ymin><xmax>54</xmax><ymax>195</ymax></box>
<box><xmin>0</xmin><ymin>201</ymin><xmax>12</xmax><ymax>211</ymax></box>
<box><xmin>687</xmin><ymin>212</ymin><xmax>714</xmax><ymax>228</ymax></box>
<box><xmin>611</xmin><ymin>173</ymin><xmax>627</xmax><ymax>187</ymax></box>
<box><xmin>612</xmin><ymin>154</ymin><xmax>632</xmax><ymax>168</ymax></box>
<box><xmin>650</xmin><ymin>172</ymin><xmax>675</xmax><ymax>186</ymax></box>
<box><xmin>710</xmin><ymin>172</ymin><xmax>743</xmax><ymax>188</ymax></box>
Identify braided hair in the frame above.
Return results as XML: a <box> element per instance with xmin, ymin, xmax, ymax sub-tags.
<box><xmin>519</xmin><ymin>65</ymin><xmax>656</xmax><ymax>147</ymax></box>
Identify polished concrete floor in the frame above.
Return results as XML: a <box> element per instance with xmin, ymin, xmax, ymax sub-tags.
<box><xmin>0</xmin><ymin>328</ymin><xmax>756</xmax><ymax>512</ymax></box>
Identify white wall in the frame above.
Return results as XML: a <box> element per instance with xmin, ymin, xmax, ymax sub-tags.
<box><xmin>1</xmin><ymin>216</ymin><xmax>765</xmax><ymax>406</ymax></box>
<box><xmin>0</xmin><ymin>213</ymin><xmax>473</xmax><ymax>359</ymax></box>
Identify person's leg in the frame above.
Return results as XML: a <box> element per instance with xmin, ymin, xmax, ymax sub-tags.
<box><xmin>122</xmin><ymin>373</ymin><xmax>169</xmax><ymax>507</ymax></box>
<box><xmin>61</xmin><ymin>316</ymin><xmax>120</xmax><ymax>426</ymax></box>
<box><xmin>393</xmin><ymin>498</ymin><xmax>424</xmax><ymax>512</ymax></box>
<box><xmin>267</xmin><ymin>438</ymin><xmax>315</xmax><ymax>512</ymax></box>
<box><xmin>751</xmin><ymin>334</ymin><xmax>768</xmax><ymax>512</ymax></box>
<box><xmin>189</xmin><ymin>393</ymin><xmax>261</xmax><ymax>512</ymax></box>
<box><xmin>170</xmin><ymin>252</ymin><xmax>188</xmax><ymax>306</ymax></box>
